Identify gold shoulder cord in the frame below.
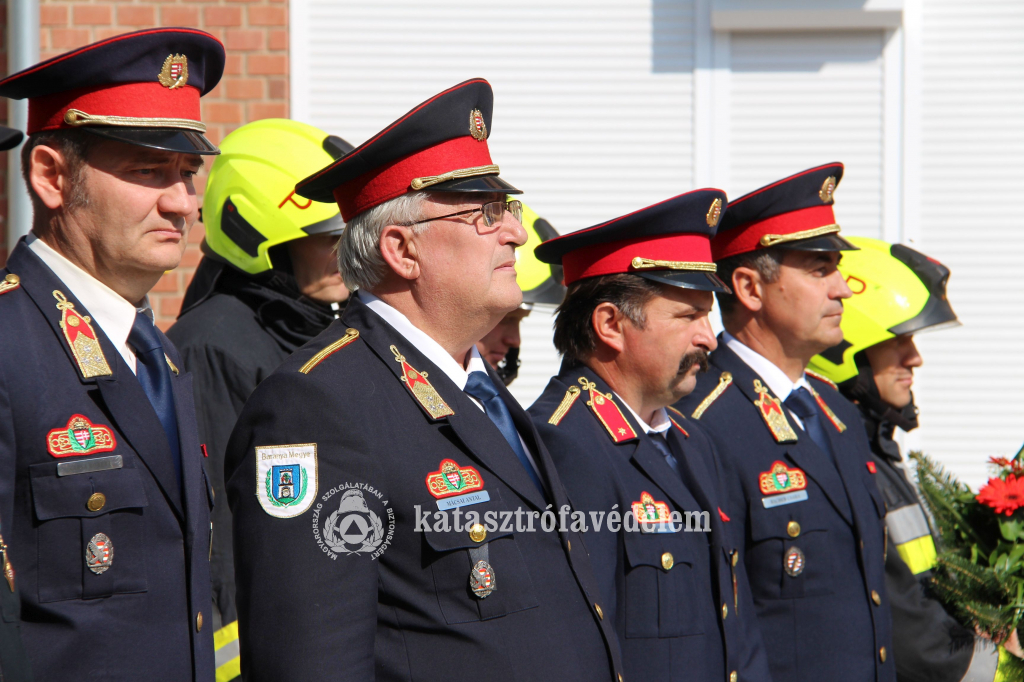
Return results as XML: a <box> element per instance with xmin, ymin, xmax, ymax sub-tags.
<box><xmin>548</xmin><ymin>385</ymin><xmax>581</xmax><ymax>425</ymax></box>
<box><xmin>298</xmin><ymin>329</ymin><xmax>360</xmax><ymax>374</ymax></box>
<box><xmin>691</xmin><ymin>371</ymin><xmax>733</xmax><ymax>419</ymax></box>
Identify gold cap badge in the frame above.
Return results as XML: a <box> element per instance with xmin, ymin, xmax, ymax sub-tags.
<box><xmin>469</xmin><ymin>109</ymin><xmax>488</xmax><ymax>141</ymax></box>
<box><xmin>158</xmin><ymin>54</ymin><xmax>189</xmax><ymax>90</ymax></box>
<box><xmin>819</xmin><ymin>176</ymin><xmax>837</xmax><ymax>204</ymax></box>
<box><xmin>706</xmin><ymin>198</ymin><xmax>723</xmax><ymax>227</ymax></box>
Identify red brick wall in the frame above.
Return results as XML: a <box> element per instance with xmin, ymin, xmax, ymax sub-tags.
<box><xmin>2</xmin><ymin>0</ymin><xmax>288</xmax><ymax>329</ymax></box>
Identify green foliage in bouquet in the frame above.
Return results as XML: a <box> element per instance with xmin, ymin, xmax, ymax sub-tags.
<box><xmin>912</xmin><ymin>448</ymin><xmax>1024</xmax><ymax>681</ymax></box>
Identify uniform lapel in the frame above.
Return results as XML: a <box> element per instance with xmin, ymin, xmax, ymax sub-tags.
<box><xmin>343</xmin><ymin>298</ymin><xmax>548</xmax><ymax>510</ymax></box>
<box><xmin>9</xmin><ymin>242</ymin><xmax>185</xmax><ymax>518</ymax></box>
<box><xmin>712</xmin><ymin>344</ymin><xmax>853</xmax><ymax>526</ymax></box>
<box><xmin>169</xmin><ymin>367</ymin><xmax>203</xmax><ymax>534</ymax></box>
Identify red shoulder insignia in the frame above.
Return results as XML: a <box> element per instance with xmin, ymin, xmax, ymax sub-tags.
<box><xmin>391</xmin><ymin>345</ymin><xmax>454</xmax><ymax>420</ymax></box>
<box><xmin>804</xmin><ymin>369</ymin><xmax>838</xmax><ymax>391</ymax></box>
<box><xmin>53</xmin><ymin>290</ymin><xmax>112</xmax><ymax>378</ymax></box>
<box><xmin>752</xmin><ymin>380</ymin><xmax>798</xmax><ymax>443</ymax></box>
<box><xmin>579</xmin><ymin>377</ymin><xmax>637</xmax><ymax>443</ymax></box>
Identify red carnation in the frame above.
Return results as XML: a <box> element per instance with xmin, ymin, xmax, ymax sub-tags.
<box><xmin>977</xmin><ymin>475</ymin><xmax>1024</xmax><ymax>516</ymax></box>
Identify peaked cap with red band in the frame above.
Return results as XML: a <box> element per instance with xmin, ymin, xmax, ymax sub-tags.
<box><xmin>0</xmin><ymin>28</ymin><xmax>225</xmax><ymax>155</ymax></box>
<box><xmin>295</xmin><ymin>79</ymin><xmax>521</xmax><ymax>221</ymax></box>
<box><xmin>711</xmin><ymin>162</ymin><xmax>858</xmax><ymax>260</ymax></box>
<box><xmin>534</xmin><ymin>189</ymin><xmax>731</xmax><ymax>292</ymax></box>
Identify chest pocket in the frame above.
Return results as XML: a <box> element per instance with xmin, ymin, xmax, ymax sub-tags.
<box><xmin>748</xmin><ymin>507</ymin><xmax>833</xmax><ymax>600</ymax></box>
<box><xmin>30</xmin><ymin>460</ymin><xmax>149</xmax><ymax>603</ymax></box>
<box><xmin>622</xmin><ymin>531</ymin><xmax>704</xmax><ymax>639</ymax></box>
<box><xmin>421</xmin><ymin>490</ymin><xmax>539</xmax><ymax>624</ymax></box>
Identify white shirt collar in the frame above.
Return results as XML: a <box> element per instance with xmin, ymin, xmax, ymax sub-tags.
<box><xmin>359</xmin><ymin>290</ymin><xmax>485</xmax><ymax>391</ymax></box>
<box><xmin>723</xmin><ymin>331</ymin><xmax>811</xmax><ymax>402</ymax></box>
<box><xmin>613</xmin><ymin>391</ymin><xmax>671</xmax><ymax>435</ymax></box>
<box><xmin>29</xmin><ymin>236</ymin><xmax>151</xmax><ymax>373</ymax></box>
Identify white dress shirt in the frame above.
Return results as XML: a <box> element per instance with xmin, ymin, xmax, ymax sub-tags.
<box><xmin>614</xmin><ymin>393</ymin><xmax>671</xmax><ymax>437</ymax></box>
<box><xmin>29</xmin><ymin>235</ymin><xmax>153</xmax><ymax>374</ymax></box>
<box><xmin>723</xmin><ymin>331</ymin><xmax>813</xmax><ymax>429</ymax></box>
<box><xmin>359</xmin><ymin>290</ymin><xmax>541</xmax><ymax>476</ymax></box>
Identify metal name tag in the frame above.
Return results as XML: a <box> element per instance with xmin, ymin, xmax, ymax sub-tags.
<box><xmin>57</xmin><ymin>455</ymin><xmax>123</xmax><ymax>477</ymax></box>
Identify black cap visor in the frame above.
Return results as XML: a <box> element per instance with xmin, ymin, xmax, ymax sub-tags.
<box><xmin>301</xmin><ymin>212</ymin><xmax>346</xmax><ymax>237</ymax></box>
<box><xmin>639</xmin><ymin>269</ymin><xmax>731</xmax><ymax>294</ymax></box>
<box><xmin>81</xmin><ymin>126</ymin><xmax>220</xmax><ymax>155</ymax></box>
<box><xmin>888</xmin><ymin>295</ymin><xmax>960</xmax><ymax>337</ymax></box>
<box><xmin>0</xmin><ymin>126</ymin><xmax>23</xmax><ymax>152</ymax></box>
<box><xmin>775</xmin><ymin>233</ymin><xmax>858</xmax><ymax>252</ymax></box>
<box><xmin>421</xmin><ymin>173</ymin><xmax>522</xmax><ymax>195</ymax></box>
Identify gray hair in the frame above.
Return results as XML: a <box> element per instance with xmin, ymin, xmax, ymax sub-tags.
<box><xmin>715</xmin><ymin>247</ymin><xmax>783</xmax><ymax>321</ymax></box>
<box><xmin>337</xmin><ymin>192</ymin><xmax>431</xmax><ymax>292</ymax></box>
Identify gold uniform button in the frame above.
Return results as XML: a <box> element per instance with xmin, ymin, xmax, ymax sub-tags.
<box><xmin>787</xmin><ymin>521</ymin><xmax>801</xmax><ymax>538</ymax></box>
<box><xmin>661</xmin><ymin>552</ymin><xmax>674</xmax><ymax>571</ymax></box>
<box><xmin>722</xmin><ymin>603</ymin><xmax>728</xmax><ymax>619</ymax></box>
<box><xmin>730</xmin><ymin>672</ymin><xmax>738</xmax><ymax>682</ymax></box>
<box><xmin>196</xmin><ymin>611</ymin><xmax>203</xmax><ymax>632</ymax></box>
<box><xmin>872</xmin><ymin>590</ymin><xmax>881</xmax><ymax>606</ymax></box>
<box><xmin>732</xmin><ymin>552</ymin><xmax>739</xmax><ymax>566</ymax></box>
<box><xmin>5</xmin><ymin>274</ymin><xmax>19</xmax><ymax>285</ymax></box>
<box><xmin>879</xmin><ymin>646</ymin><xmax>887</xmax><ymax>663</ymax></box>
<box><xmin>567</xmin><ymin>540</ymin><xmax>571</xmax><ymax>551</ymax></box>
<box><xmin>595</xmin><ymin>603</ymin><xmax>604</xmax><ymax>620</ymax></box>
<box><xmin>468</xmin><ymin>524</ymin><xmax>487</xmax><ymax>543</ymax></box>
<box><xmin>86</xmin><ymin>493</ymin><xmax>106</xmax><ymax>512</ymax></box>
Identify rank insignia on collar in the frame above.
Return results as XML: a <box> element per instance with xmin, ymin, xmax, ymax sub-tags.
<box><xmin>391</xmin><ymin>345</ymin><xmax>454</xmax><ymax>420</ymax></box>
<box><xmin>753</xmin><ymin>379</ymin><xmax>798</xmax><ymax>443</ymax></box>
<box><xmin>548</xmin><ymin>385</ymin><xmax>581</xmax><ymax>425</ymax></box>
<box><xmin>53</xmin><ymin>290</ymin><xmax>112</xmax><ymax>378</ymax></box>
<box><xmin>47</xmin><ymin>414</ymin><xmax>117</xmax><ymax>458</ymax></box>
<box><xmin>691</xmin><ymin>371</ymin><xmax>732</xmax><ymax>419</ymax></box>
<box><xmin>805</xmin><ymin>384</ymin><xmax>847</xmax><ymax>432</ymax></box>
<box><xmin>804</xmin><ymin>368</ymin><xmax>837</xmax><ymax>390</ymax></box>
<box><xmin>631</xmin><ymin>491</ymin><xmax>675</xmax><ymax>533</ymax></box>
<box><xmin>579</xmin><ymin>377</ymin><xmax>637</xmax><ymax>443</ymax></box>
<box><xmin>666</xmin><ymin>407</ymin><xmax>690</xmax><ymax>437</ymax></box>
<box><xmin>759</xmin><ymin>461</ymin><xmax>807</xmax><ymax>496</ymax></box>
<box><xmin>0</xmin><ymin>273</ymin><xmax>20</xmax><ymax>296</ymax></box>
<box><xmin>158</xmin><ymin>54</ymin><xmax>189</xmax><ymax>89</ymax></box>
<box><xmin>426</xmin><ymin>459</ymin><xmax>484</xmax><ymax>500</ymax></box>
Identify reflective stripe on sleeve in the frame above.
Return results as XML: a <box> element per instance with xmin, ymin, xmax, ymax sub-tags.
<box><xmin>887</xmin><ymin>503</ymin><xmax>938</xmax><ymax>574</ymax></box>
<box><xmin>214</xmin><ymin>620</ymin><xmax>241</xmax><ymax>682</ymax></box>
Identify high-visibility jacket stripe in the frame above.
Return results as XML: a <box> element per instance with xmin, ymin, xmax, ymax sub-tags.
<box><xmin>886</xmin><ymin>503</ymin><xmax>931</xmax><ymax>545</ymax></box>
<box><xmin>214</xmin><ymin>620</ymin><xmax>241</xmax><ymax>682</ymax></box>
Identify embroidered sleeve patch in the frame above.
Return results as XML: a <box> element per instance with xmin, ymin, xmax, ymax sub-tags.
<box><xmin>391</xmin><ymin>345</ymin><xmax>454</xmax><ymax>420</ymax></box>
<box><xmin>753</xmin><ymin>380</ymin><xmax>798</xmax><ymax>443</ymax></box>
<box><xmin>53</xmin><ymin>290</ymin><xmax>112</xmax><ymax>378</ymax></box>
<box><xmin>691</xmin><ymin>371</ymin><xmax>732</xmax><ymax>419</ymax></box>
<box><xmin>759</xmin><ymin>461</ymin><xmax>807</xmax><ymax>495</ymax></box>
<box><xmin>580</xmin><ymin>377</ymin><xmax>637</xmax><ymax>443</ymax></box>
<box><xmin>255</xmin><ymin>443</ymin><xmax>318</xmax><ymax>518</ymax></box>
<box><xmin>47</xmin><ymin>414</ymin><xmax>117</xmax><ymax>457</ymax></box>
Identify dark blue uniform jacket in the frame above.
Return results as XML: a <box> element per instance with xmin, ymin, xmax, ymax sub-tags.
<box><xmin>530</xmin><ymin>364</ymin><xmax>772</xmax><ymax>682</ymax></box>
<box><xmin>676</xmin><ymin>340</ymin><xmax>894</xmax><ymax>682</ymax></box>
<box><xmin>0</xmin><ymin>239</ymin><xmax>215</xmax><ymax>681</ymax></box>
<box><xmin>224</xmin><ymin>295</ymin><xmax>624</xmax><ymax>682</ymax></box>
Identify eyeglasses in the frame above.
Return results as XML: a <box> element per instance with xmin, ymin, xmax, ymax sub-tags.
<box><xmin>402</xmin><ymin>199</ymin><xmax>523</xmax><ymax>229</ymax></box>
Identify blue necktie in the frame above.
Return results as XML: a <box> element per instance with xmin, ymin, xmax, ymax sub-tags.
<box><xmin>464</xmin><ymin>371</ymin><xmax>545</xmax><ymax>495</ymax></box>
<box><xmin>128</xmin><ymin>312</ymin><xmax>181</xmax><ymax>488</ymax></box>
<box><xmin>649</xmin><ymin>432</ymin><xmax>680</xmax><ymax>475</ymax></box>
<box><xmin>785</xmin><ymin>387</ymin><xmax>835</xmax><ymax>463</ymax></box>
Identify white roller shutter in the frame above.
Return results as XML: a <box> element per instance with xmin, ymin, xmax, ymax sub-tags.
<box><xmin>292</xmin><ymin>0</ymin><xmax>697</xmax><ymax>408</ymax></box>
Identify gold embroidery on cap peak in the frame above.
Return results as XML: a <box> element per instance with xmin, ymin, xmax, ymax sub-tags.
<box><xmin>630</xmin><ymin>257</ymin><xmax>717</xmax><ymax>273</ymax></box>
<box><xmin>706</xmin><ymin>198</ymin><xmax>723</xmax><ymax>227</ymax></box>
<box><xmin>758</xmin><ymin>224</ymin><xmax>841</xmax><ymax>248</ymax></box>
<box><xmin>158</xmin><ymin>54</ymin><xmax>189</xmax><ymax>89</ymax></box>
<box><xmin>410</xmin><ymin>164</ymin><xmax>500</xmax><ymax>191</ymax></box>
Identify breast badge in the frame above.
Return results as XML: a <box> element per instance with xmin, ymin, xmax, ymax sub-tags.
<box><xmin>391</xmin><ymin>345</ymin><xmax>454</xmax><ymax>420</ymax></box>
<box><xmin>631</xmin><ymin>491</ymin><xmax>675</xmax><ymax>533</ymax></box>
<box><xmin>425</xmin><ymin>459</ymin><xmax>489</xmax><ymax>510</ymax></box>
<box><xmin>579</xmin><ymin>377</ymin><xmax>637</xmax><ymax>443</ymax></box>
<box><xmin>753</xmin><ymin>380</ymin><xmax>798</xmax><ymax>443</ymax></box>
<box><xmin>86</xmin><ymin>532</ymin><xmax>114</xmax><ymax>574</ymax></box>
<box><xmin>470</xmin><ymin>560</ymin><xmax>496</xmax><ymax>598</ymax></box>
<box><xmin>784</xmin><ymin>546</ymin><xmax>805</xmax><ymax>577</ymax></box>
<box><xmin>47</xmin><ymin>414</ymin><xmax>117</xmax><ymax>458</ymax></box>
<box><xmin>759</xmin><ymin>461</ymin><xmax>810</xmax><ymax>509</ymax></box>
<box><xmin>255</xmin><ymin>444</ymin><xmax>318</xmax><ymax>518</ymax></box>
<box><xmin>54</xmin><ymin>290</ymin><xmax>112</xmax><ymax>378</ymax></box>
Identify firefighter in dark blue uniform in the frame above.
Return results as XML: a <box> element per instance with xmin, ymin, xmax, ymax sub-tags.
<box><xmin>527</xmin><ymin>191</ymin><xmax>772</xmax><ymax>682</ymax></box>
<box><xmin>224</xmin><ymin>79</ymin><xmax>625</xmax><ymax>682</ymax></box>
<box><xmin>676</xmin><ymin>164</ymin><xmax>894</xmax><ymax>682</ymax></box>
<box><xmin>0</xmin><ymin>30</ymin><xmax>224</xmax><ymax>681</ymax></box>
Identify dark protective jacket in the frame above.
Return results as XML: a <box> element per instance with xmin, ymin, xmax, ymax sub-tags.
<box><xmin>676</xmin><ymin>339</ymin><xmax>894</xmax><ymax>682</ymax></box>
<box><xmin>167</xmin><ymin>256</ymin><xmax>341</xmax><ymax>626</ymax></box>
<box><xmin>0</xmin><ymin>239</ymin><xmax>214</xmax><ymax>681</ymax></box>
<box><xmin>529</xmin><ymin>363</ymin><xmax>772</xmax><ymax>682</ymax></box>
<box><xmin>861</xmin><ymin>409</ymin><xmax>998</xmax><ymax>682</ymax></box>
<box><xmin>224</xmin><ymin>295</ymin><xmax>625</xmax><ymax>681</ymax></box>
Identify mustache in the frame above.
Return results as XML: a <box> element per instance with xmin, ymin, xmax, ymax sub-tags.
<box><xmin>679</xmin><ymin>349</ymin><xmax>709</xmax><ymax>375</ymax></box>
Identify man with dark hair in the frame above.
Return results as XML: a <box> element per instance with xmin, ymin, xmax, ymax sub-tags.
<box><xmin>0</xmin><ymin>30</ymin><xmax>224</xmax><ymax>680</ymax></box>
<box><xmin>225</xmin><ymin>79</ymin><xmax>624</xmax><ymax>681</ymax></box>
<box><xmin>528</xmin><ymin>190</ymin><xmax>771</xmax><ymax>682</ymax></box>
<box><xmin>677</xmin><ymin>163</ymin><xmax>894</xmax><ymax>682</ymax></box>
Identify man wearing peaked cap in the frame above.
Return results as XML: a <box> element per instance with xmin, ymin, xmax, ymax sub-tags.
<box><xmin>676</xmin><ymin>164</ymin><xmax>895</xmax><ymax>682</ymax></box>
<box><xmin>0</xmin><ymin>29</ymin><xmax>224</xmax><ymax>681</ymax></box>
<box><xmin>528</xmin><ymin>190</ymin><xmax>772</xmax><ymax>682</ymax></box>
<box><xmin>224</xmin><ymin>79</ymin><xmax>625</xmax><ymax>681</ymax></box>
